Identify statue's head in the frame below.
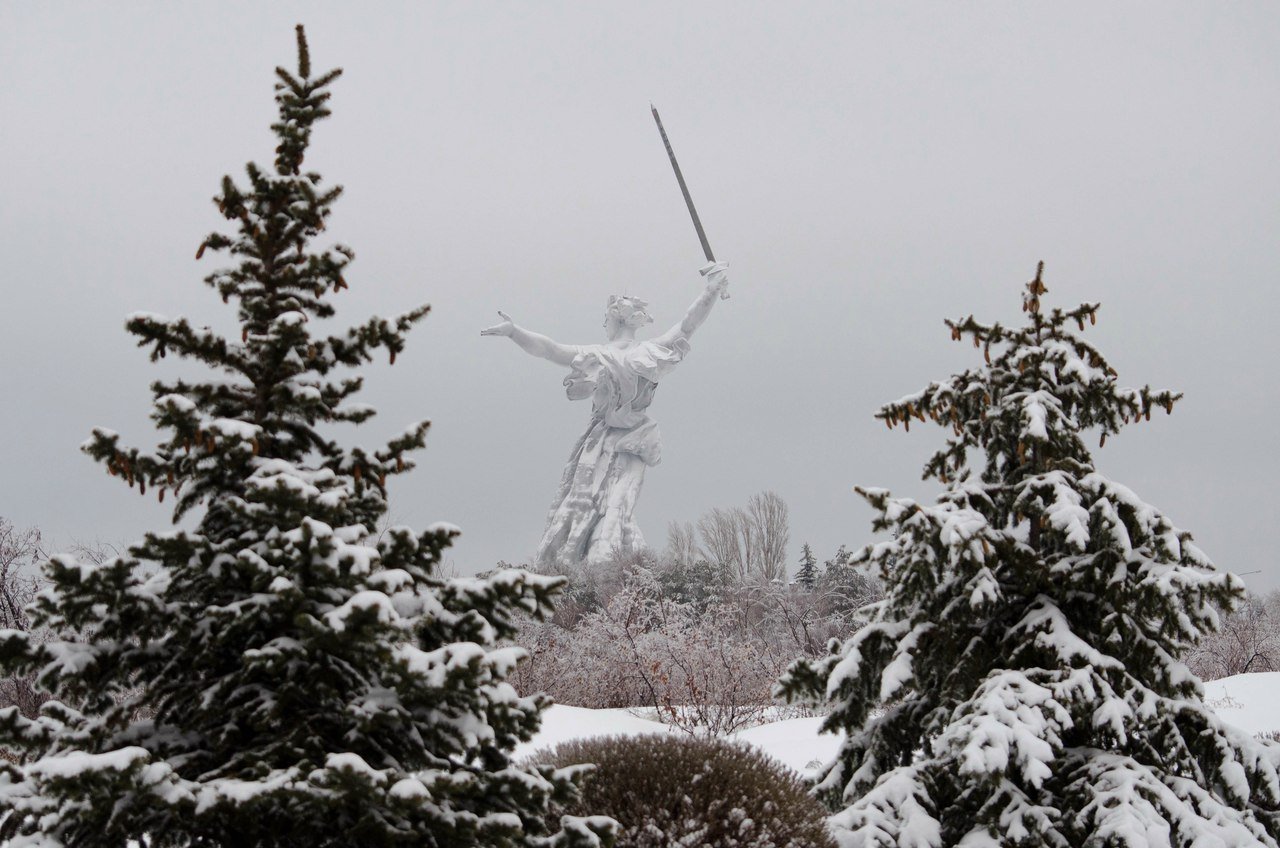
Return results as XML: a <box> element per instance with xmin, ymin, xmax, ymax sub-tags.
<box><xmin>603</xmin><ymin>295</ymin><xmax>653</xmax><ymax>339</ymax></box>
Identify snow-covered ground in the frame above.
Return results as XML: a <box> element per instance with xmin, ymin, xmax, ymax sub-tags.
<box><xmin>512</xmin><ymin>705</ymin><xmax>673</xmax><ymax>762</ymax></box>
<box><xmin>520</xmin><ymin>672</ymin><xmax>1280</xmax><ymax>777</ymax></box>
<box><xmin>733</xmin><ymin>716</ymin><xmax>834</xmax><ymax>777</ymax></box>
<box><xmin>1203</xmin><ymin>672</ymin><xmax>1280</xmax><ymax>736</ymax></box>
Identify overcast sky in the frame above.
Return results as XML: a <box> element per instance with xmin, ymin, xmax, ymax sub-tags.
<box><xmin>3</xmin><ymin>3</ymin><xmax>1278</xmax><ymax>589</ymax></box>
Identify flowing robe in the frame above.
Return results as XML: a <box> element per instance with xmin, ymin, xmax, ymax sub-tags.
<box><xmin>535</xmin><ymin>333</ymin><xmax>692</xmax><ymax>568</ymax></box>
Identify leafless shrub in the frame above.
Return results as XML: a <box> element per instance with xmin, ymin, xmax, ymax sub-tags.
<box><xmin>514</xmin><ymin>557</ymin><xmax>860</xmax><ymax>734</ymax></box>
<box><xmin>513</xmin><ymin>496</ymin><xmax>881</xmax><ymax>734</ymax></box>
<box><xmin>1188</xmin><ymin>591</ymin><xmax>1280</xmax><ymax>681</ymax></box>
<box><xmin>516</xmin><ymin>574</ymin><xmax>791</xmax><ymax>732</ymax></box>
<box><xmin>0</xmin><ymin>518</ymin><xmax>47</xmax><ymax>719</ymax></box>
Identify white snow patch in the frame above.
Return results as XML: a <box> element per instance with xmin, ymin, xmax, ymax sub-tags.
<box><xmin>508</xmin><ymin>672</ymin><xmax>1280</xmax><ymax>788</ymax></box>
<box><xmin>513</xmin><ymin>704</ymin><xmax>673</xmax><ymax>762</ymax></box>
<box><xmin>1202</xmin><ymin>672</ymin><xmax>1280</xmax><ymax>736</ymax></box>
<box><xmin>734</xmin><ymin>716</ymin><xmax>841</xmax><ymax>779</ymax></box>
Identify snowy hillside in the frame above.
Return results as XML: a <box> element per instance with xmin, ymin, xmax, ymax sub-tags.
<box><xmin>520</xmin><ymin>672</ymin><xmax>1280</xmax><ymax>778</ymax></box>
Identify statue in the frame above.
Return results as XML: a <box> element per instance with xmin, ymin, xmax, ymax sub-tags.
<box><xmin>482</xmin><ymin>261</ymin><xmax>730</xmax><ymax>568</ymax></box>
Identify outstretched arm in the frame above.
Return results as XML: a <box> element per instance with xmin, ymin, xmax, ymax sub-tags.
<box><xmin>655</xmin><ymin>261</ymin><xmax>730</xmax><ymax>346</ymax></box>
<box><xmin>480</xmin><ymin>311</ymin><xmax>578</xmax><ymax>367</ymax></box>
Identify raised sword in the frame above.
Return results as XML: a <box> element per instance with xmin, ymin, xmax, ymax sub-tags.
<box><xmin>651</xmin><ymin>104</ymin><xmax>729</xmax><ymax>300</ymax></box>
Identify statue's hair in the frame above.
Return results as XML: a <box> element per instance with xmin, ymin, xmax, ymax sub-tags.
<box><xmin>603</xmin><ymin>295</ymin><xmax>653</xmax><ymax>332</ymax></box>
<box><xmin>606</xmin><ymin>294</ymin><xmax>650</xmax><ymax>314</ymax></box>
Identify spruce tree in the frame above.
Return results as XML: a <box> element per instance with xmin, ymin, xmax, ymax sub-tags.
<box><xmin>797</xmin><ymin>543</ymin><xmax>819</xmax><ymax>590</ymax></box>
<box><xmin>824</xmin><ymin>544</ymin><xmax>852</xmax><ymax>576</ymax></box>
<box><xmin>779</xmin><ymin>264</ymin><xmax>1280</xmax><ymax>846</ymax></box>
<box><xmin>0</xmin><ymin>27</ymin><xmax>613</xmax><ymax>848</ymax></box>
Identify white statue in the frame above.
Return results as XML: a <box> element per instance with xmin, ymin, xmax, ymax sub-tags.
<box><xmin>482</xmin><ymin>261</ymin><xmax>730</xmax><ymax>569</ymax></box>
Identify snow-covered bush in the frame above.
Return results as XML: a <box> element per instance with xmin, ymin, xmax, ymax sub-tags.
<box><xmin>780</xmin><ymin>265</ymin><xmax>1280</xmax><ymax>846</ymax></box>
<box><xmin>536</xmin><ymin>734</ymin><xmax>835</xmax><ymax>848</ymax></box>
<box><xmin>513</xmin><ymin>566</ymin><xmax>817</xmax><ymax>733</ymax></box>
<box><xmin>511</xmin><ymin>539</ymin><xmax>878</xmax><ymax>732</ymax></box>
<box><xmin>0</xmin><ymin>28</ymin><xmax>613</xmax><ymax>848</ymax></box>
<box><xmin>1189</xmin><ymin>590</ymin><xmax>1280</xmax><ymax>680</ymax></box>
<box><xmin>0</xmin><ymin>519</ymin><xmax>45</xmax><ymax>721</ymax></box>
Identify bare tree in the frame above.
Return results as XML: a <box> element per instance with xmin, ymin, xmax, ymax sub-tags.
<box><xmin>696</xmin><ymin>493</ymin><xmax>791</xmax><ymax>584</ymax></box>
<box><xmin>746</xmin><ymin>491</ymin><xmax>789</xmax><ymax>583</ymax></box>
<box><xmin>665</xmin><ymin>521</ymin><xmax>700</xmax><ymax>570</ymax></box>
<box><xmin>1188</xmin><ymin>591</ymin><xmax>1280</xmax><ymax>680</ymax></box>
<box><xmin>0</xmin><ymin>519</ymin><xmax>47</xmax><ymax>719</ymax></box>
<box><xmin>698</xmin><ymin>507</ymin><xmax>744</xmax><ymax>582</ymax></box>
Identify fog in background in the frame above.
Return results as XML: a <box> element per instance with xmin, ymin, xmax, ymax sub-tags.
<box><xmin>3</xmin><ymin>3</ymin><xmax>1278</xmax><ymax>588</ymax></box>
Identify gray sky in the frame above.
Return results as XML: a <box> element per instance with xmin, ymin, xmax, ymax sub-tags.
<box><xmin>3</xmin><ymin>3</ymin><xmax>1278</xmax><ymax>589</ymax></box>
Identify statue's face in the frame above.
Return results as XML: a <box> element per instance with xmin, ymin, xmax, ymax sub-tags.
<box><xmin>604</xmin><ymin>296</ymin><xmax>653</xmax><ymax>338</ymax></box>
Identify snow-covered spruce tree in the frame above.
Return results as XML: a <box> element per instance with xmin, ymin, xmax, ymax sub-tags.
<box><xmin>778</xmin><ymin>264</ymin><xmax>1280</xmax><ymax>847</ymax></box>
<box><xmin>797</xmin><ymin>544</ymin><xmax>819</xmax><ymax>591</ymax></box>
<box><xmin>0</xmin><ymin>27</ymin><xmax>613</xmax><ymax>848</ymax></box>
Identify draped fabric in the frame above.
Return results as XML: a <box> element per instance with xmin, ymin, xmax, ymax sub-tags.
<box><xmin>535</xmin><ymin>335</ymin><xmax>691</xmax><ymax>568</ymax></box>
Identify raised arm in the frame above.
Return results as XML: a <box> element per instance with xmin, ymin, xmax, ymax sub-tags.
<box><xmin>654</xmin><ymin>261</ymin><xmax>730</xmax><ymax>346</ymax></box>
<box><xmin>480</xmin><ymin>311</ymin><xmax>578</xmax><ymax>367</ymax></box>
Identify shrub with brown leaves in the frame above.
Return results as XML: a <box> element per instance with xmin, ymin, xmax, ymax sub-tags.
<box><xmin>534</xmin><ymin>734</ymin><xmax>835</xmax><ymax>848</ymax></box>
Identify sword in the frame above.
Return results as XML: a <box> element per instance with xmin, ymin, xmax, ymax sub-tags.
<box><xmin>651</xmin><ymin>104</ymin><xmax>729</xmax><ymax>300</ymax></box>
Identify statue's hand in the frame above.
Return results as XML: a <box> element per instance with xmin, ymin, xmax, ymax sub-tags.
<box><xmin>700</xmin><ymin>260</ymin><xmax>730</xmax><ymax>295</ymax></box>
<box><xmin>480</xmin><ymin>310</ymin><xmax>515</xmax><ymax>337</ymax></box>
